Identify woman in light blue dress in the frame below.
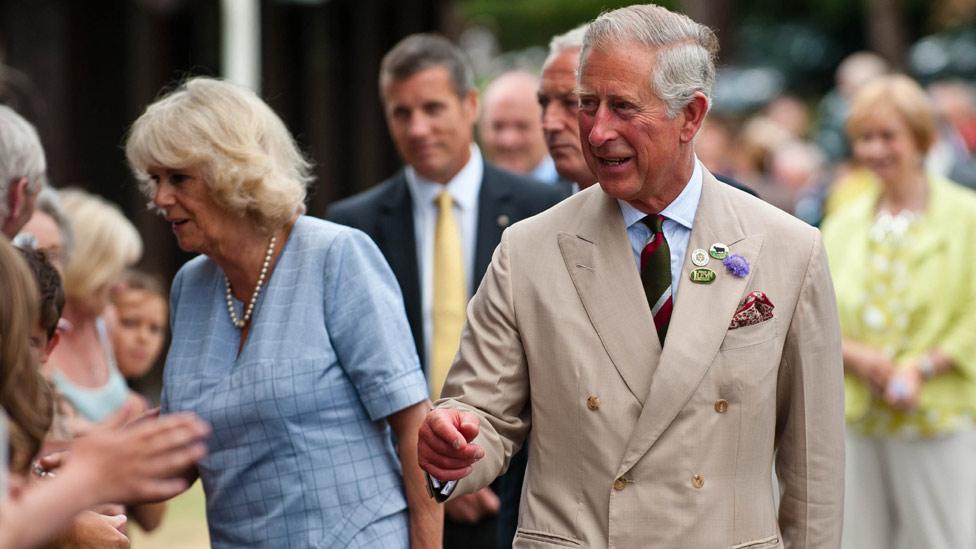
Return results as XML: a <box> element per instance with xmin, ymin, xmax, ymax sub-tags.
<box><xmin>124</xmin><ymin>77</ymin><xmax>441</xmax><ymax>548</ymax></box>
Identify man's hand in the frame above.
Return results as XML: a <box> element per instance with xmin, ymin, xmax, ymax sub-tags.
<box><xmin>444</xmin><ymin>487</ymin><xmax>500</xmax><ymax>523</ymax></box>
<box><xmin>417</xmin><ymin>409</ymin><xmax>485</xmax><ymax>481</ymax></box>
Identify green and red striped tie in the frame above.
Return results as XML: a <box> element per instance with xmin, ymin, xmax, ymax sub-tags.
<box><xmin>640</xmin><ymin>214</ymin><xmax>672</xmax><ymax>345</ymax></box>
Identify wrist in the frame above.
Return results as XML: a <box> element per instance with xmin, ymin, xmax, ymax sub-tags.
<box><xmin>917</xmin><ymin>354</ymin><xmax>936</xmax><ymax>380</ymax></box>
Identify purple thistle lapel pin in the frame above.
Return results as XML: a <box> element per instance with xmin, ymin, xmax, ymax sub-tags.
<box><xmin>722</xmin><ymin>254</ymin><xmax>749</xmax><ymax>277</ymax></box>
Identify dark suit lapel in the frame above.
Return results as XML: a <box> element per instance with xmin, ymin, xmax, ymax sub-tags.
<box><xmin>558</xmin><ymin>188</ymin><xmax>660</xmax><ymax>405</ymax></box>
<box><xmin>376</xmin><ymin>173</ymin><xmax>425</xmax><ymax>367</ymax></box>
<box><xmin>617</xmin><ymin>172</ymin><xmax>765</xmax><ymax>473</ymax></box>
<box><xmin>474</xmin><ymin>165</ymin><xmax>513</xmax><ymax>291</ymax></box>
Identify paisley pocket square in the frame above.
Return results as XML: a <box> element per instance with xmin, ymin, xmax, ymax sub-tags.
<box><xmin>729</xmin><ymin>291</ymin><xmax>774</xmax><ymax>329</ymax></box>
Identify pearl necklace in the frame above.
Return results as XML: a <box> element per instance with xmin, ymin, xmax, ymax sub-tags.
<box><xmin>225</xmin><ymin>234</ymin><xmax>277</xmax><ymax>329</ymax></box>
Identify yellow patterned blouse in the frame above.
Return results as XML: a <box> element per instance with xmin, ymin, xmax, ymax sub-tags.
<box><xmin>822</xmin><ymin>175</ymin><xmax>976</xmax><ymax>438</ymax></box>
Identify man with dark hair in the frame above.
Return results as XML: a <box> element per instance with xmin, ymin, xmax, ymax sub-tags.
<box><xmin>327</xmin><ymin>33</ymin><xmax>564</xmax><ymax>549</ymax></box>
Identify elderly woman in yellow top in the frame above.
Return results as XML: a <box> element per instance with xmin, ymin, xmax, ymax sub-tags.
<box><xmin>822</xmin><ymin>74</ymin><xmax>976</xmax><ymax>549</ymax></box>
<box><xmin>124</xmin><ymin>77</ymin><xmax>440</xmax><ymax>548</ymax></box>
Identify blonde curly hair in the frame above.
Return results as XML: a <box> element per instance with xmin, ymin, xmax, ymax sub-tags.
<box><xmin>125</xmin><ymin>77</ymin><xmax>314</xmax><ymax>233</ymax></box>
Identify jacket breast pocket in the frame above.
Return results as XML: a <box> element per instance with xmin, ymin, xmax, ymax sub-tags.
<box><xmin>720</xmin><ymin>317</ymin><xmax>778</xmax><ymax>351</ymax></box>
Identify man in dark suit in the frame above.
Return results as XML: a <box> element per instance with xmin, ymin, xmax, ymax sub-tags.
<box><xmin>326</xmin><ymin>33</ymin><xmax>564</xmax><ymax>549</ymax></box>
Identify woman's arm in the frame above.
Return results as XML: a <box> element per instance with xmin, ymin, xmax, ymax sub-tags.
<box><xmin>388</xmin><ymin>401</ymin><xmax>443</xmax><ymax>549</ymax></box>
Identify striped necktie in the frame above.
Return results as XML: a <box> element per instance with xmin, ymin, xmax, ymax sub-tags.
<box><xmin>640</xmin><ymin>214</ymin><xmax>672</xmax><ymax>345</ymax></box>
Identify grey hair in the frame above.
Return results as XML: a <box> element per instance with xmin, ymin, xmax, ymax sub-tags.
<box><xmin>379</xmin><ymin>34</ymin><xmax>475</xmax><ymax>99</ymax></box>
<box><xmin>581</xmin><ymin>4</ymin><xmax>719</xmax><ymax>118</ymax></box>
<box><xmin>548</xmin><ymin>23</ymin><xmax>589</xmax><ymax>57</ymax></box>
<box><xmin>33</xmin><ymin>187</ymin><xmax>73</xmax><ymax>262</ymax></box>
<box><xmin>0</xmin><ymin>105</ymin><xmax>46</xmax><ymax>220</ymax></box>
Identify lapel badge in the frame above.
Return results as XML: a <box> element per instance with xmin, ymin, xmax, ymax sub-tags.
<box><xmin>709</xmin><ymin>243</ymin><xmax>729</xmax><ymax>260</ymax></box>
<box><xmin>689</xmin><ymin>267</ymin><xmax>716</xmax><ymax>284</ymax></box>
<box><xmin>691</xmin><ymin>248</ymin><xmax>709</xmax><ymax>267</ymax></box>
<box><xmin>497</xmin><ymin>214</ymin><xmax>510</xmax><ymax>228</ymax></box>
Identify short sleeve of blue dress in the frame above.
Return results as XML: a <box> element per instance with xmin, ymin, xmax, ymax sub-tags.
<box><xmin>162</xmin><ymin>216</ymin><xmax>428</xmax><ymax>548</ymax></box>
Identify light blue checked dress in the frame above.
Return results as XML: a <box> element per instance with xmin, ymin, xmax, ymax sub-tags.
<box><xmin>162</xmin><ymin>216</ymin><xmax>428</xmax><ymax>548</ymax></box>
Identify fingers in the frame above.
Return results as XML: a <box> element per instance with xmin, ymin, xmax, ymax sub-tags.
<box><xmin>38</xmin><ymin>451</ymin><xmax>67</xmax><ymax>471</ymax></box>
<box><xmin>457</xmin><ymin>412</ymin><xmax>481</xmax><ymax>443</ymax></box>
<box><xmin>425</xmin><ymin>410</ymin><xmax>467</xmax><ymax>450</ymax></box>
<box><xmin>102</xmin><ymin>402</ymin><xmax>138</xmax><ymax>430</ymax></box>
<box><xmin>477</xmin><ymin>486</ymin><xmax>500</xmax><ymax>514</ymax></box>
<box><xmin>418</xmin><ymin>409</ymin><xmax>485</xmax><ymax>480</ymax></box>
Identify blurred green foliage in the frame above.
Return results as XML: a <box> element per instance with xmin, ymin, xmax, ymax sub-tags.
<box><xmin>462</xmin><ymin>0</ymin><xmax>951</xmax><ymax>54</ymax></box>
<box><xmin>461</xmin><ymin>0</ymin><xmax>675</xmax><ymax>51</ymax></box>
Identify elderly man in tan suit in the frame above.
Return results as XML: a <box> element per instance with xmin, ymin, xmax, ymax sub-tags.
<box><xmin>418</xmin><ymin>5</ymin><xmax>845</xmax><ymax>548</ymax></box>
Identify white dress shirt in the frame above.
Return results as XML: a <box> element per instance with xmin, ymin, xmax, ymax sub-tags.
<box><xmin>405</xmin><ymin>144</ymin><xmax>484</xmax><ymax>371</ymax></box>
<box><xmin>618</xmin><ymin>157</ymin><xmax>703</xmax><ymax>298</ymax></box>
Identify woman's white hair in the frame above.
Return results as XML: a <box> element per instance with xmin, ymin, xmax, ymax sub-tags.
<box><xmin>0</xmin><ymin>105</ymin><xmax>46</xmax><ymax>220</ymax></box>
<box><xmin>581</xmin><ymin>4</ymin><xmax>719</xmax><ymax>118</ymax></box>
<box><xmin>125</xmin><ymin>77</ymin><xmax>313</xmax><ymax>233</ymax></box>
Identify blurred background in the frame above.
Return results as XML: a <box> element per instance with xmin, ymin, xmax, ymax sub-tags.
<box><xmin>3</xmin><ymin>0</ymin><xmax>976</xmax><ymax>546</ymax></box>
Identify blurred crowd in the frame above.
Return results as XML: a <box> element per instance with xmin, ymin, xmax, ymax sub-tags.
<box><xmin>1</xmin><ymin>5</ymin><xmax>976</xmax><ymax>549</ymax></box>
<box><xmin>697</xmin><ymin>51</ymin><xmax>976</xmax><ymax>228</ymax></box>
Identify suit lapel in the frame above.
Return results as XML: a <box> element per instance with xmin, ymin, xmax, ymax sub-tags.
<box><xmin>617</xmin><ymin>172</ymin><xmax>765</xmax><ymax>474</ymax></box>
<box><xmin>474</xmin><ymin>165</ymin><xmax>512</xmax><ymax>291</ymax></box>
<box><xmin>558</xmin><ymin>188</ymin><xmax>660</xmax><ymax>405</ymax></box>
<box><xmin>376</xmin><ymin>174</ymin><xmax>425</xmax><ymax>367</ymax></box>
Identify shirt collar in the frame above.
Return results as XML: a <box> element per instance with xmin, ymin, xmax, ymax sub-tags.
<box><xmin>618</xmin><ymin>156</ymin><xmax>703</xmax><ymax>230</ymax></box>
<box><xmin>406</xmin><ymin>144</ymin><xmax>483</xmax><ymax>211</ymax></box>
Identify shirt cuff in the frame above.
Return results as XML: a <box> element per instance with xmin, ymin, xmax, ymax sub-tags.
<box><xmin>425</xmin><ymin>473</ymin><xmax>458</xmax><ymax>502</ymax></box>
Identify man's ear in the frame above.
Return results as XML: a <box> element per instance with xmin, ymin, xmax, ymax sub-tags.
<box><xmin>9</xmin><ymin>177</ymin><xmax>29</xmax><ymax>215</ymax></box>
<box><xmin>2</xmin><ymin>177</ymin><xmax>30</xmax><ymax>237</ymax></box>
<box><xmin>679</xmin><ymin>92</ymin><xmax>709</xmax><ymax>143</ymax></box>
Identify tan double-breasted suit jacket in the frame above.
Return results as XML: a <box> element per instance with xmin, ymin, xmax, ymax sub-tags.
<box><xmin>437</xmin><ymin>171</ymin><xmax>845</xmax><ymax>548</ymax></box>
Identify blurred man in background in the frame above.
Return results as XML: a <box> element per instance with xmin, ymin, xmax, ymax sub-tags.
<box><xmin>480</xmin><ymin>70</ymin><xmax>559</xmax><ymax>184</ymax></box>
<box><xmin>0</xmin><ymin>105</ymin><xmax>44</xmax><ymax>239</ymax></box>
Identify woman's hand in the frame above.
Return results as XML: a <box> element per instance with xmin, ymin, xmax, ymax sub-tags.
<box><xmin>843</xmin><ymin>340</ymin><xmax>895</xmax><ymax>394</ymax></box>
<box><xmin>61</xmin><ymin>403</ymin><xmax>210</xmax><ymax>506</ymax></box>
<box><xmin>51</xmin><ymin>511</ymin><xmax>130</xmax><ymax>549</ymax></box>
<box><xmin>883</xmin><ymin>367</ymin><xmax>921</xmax><ymax>411</ymax></box>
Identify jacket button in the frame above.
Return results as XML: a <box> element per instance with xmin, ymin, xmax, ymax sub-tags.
<box><xmin>613</xmin><ymin>478</ymin><xmax>626</xmax><ymax>491</ymax></box>
<box><xmin>586</xmin><ymin>395</ymin><xmax>601</xmax><ymax>411</ymax></box>
<box><xmin>714</xmin><ymin>399</ymin><xmax>729</xmax><ymax>413</ymax></box>
<box><xmin>691</xmin><ymin>474</ymin><xmax>704</xmax><ymax>489</ymax></box>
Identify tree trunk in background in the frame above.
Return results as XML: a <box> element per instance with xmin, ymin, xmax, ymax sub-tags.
<box><xmin>865</xmin><ymin>0</ymin><xmax>907</xmax><ymax>70</ymax></box>
<box><xmin>680</xmin><ymin>0</ymin><xmax>737</xmax><ymax>63</ymax></box>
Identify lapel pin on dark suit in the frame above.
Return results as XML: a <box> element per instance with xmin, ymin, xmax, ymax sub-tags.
<box><xmin>497</xmin><ymin>214</ymin><xmax>510</xmax><ymax>228</ymax></box>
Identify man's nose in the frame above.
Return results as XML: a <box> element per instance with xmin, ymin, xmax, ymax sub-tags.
<box><xmin>587</xmin><ymin>105</ymin><xmax>617</xmax><ymax>147</ymax></box>
<box><xmin>407</xmin><ymin>114</ymin><xmax>432</xmax><ymax>138</ymax></box>
<box><xmin>542</xmin><ymin>104</ymin><xmax>563</xmax><ymax>132</ymax></box>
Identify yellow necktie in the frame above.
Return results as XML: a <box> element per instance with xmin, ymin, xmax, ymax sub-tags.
<box><xmin>430</xmin><ymin>191</ymin><xmax>467</xmax><ymax>400</ymax></box>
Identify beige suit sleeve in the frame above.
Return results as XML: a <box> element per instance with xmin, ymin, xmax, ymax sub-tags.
<box><xmin>437</xmin><ymin>229</ymin><xmax>531</xmax><ymax>498</ymax></box>
<box><xmin>775</xmin><ymin>231</ymin><xmax>845</xmax><ymax>548</ymax></box>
